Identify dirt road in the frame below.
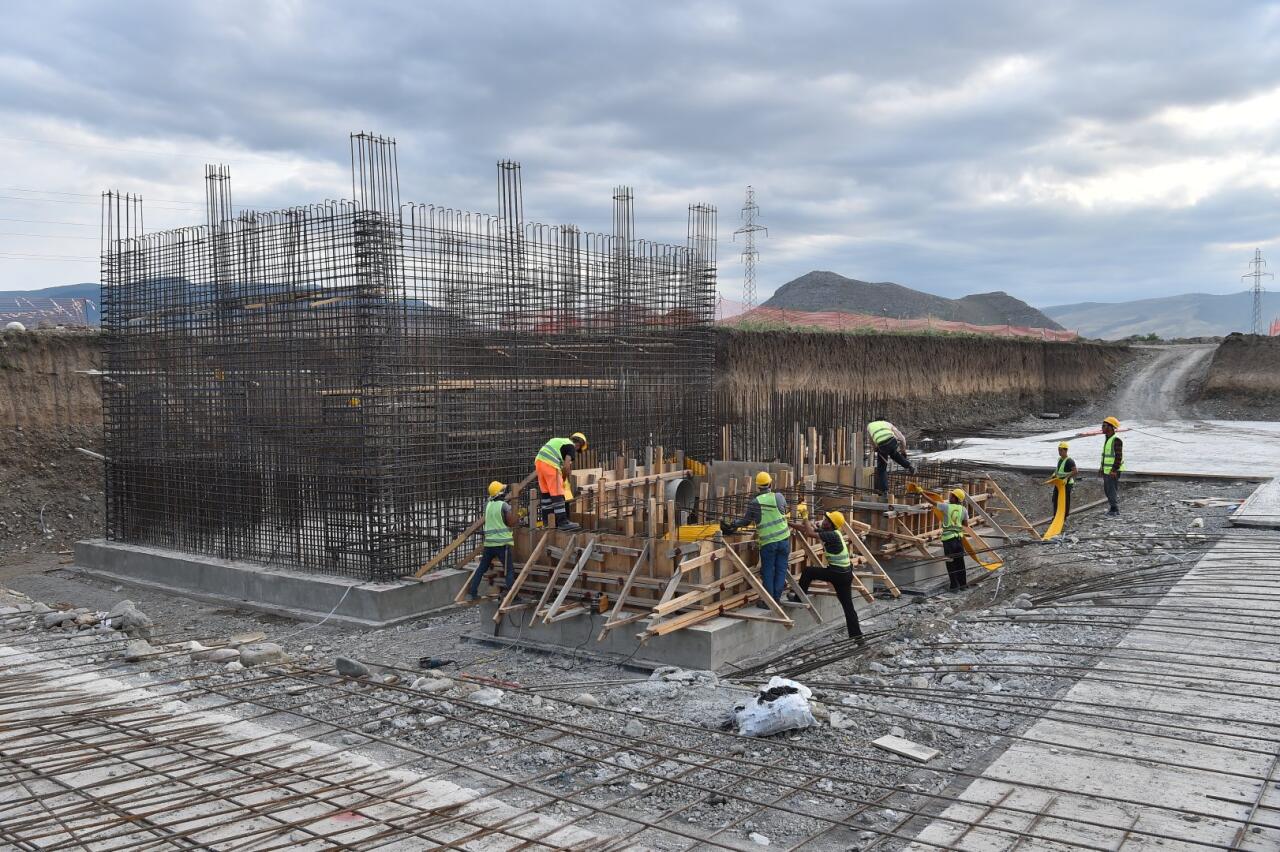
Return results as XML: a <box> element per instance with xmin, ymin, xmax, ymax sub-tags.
<box><xmin>1107</xmin><ymin>343</ymin><xmax>1215</xmax><ymax>421</ymax></box>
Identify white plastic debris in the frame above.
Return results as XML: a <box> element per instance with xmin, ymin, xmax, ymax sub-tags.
<box><xmin>735</xmin><ymin>676</ymin><xmax>815</xmax><ymax>738</ymax></box>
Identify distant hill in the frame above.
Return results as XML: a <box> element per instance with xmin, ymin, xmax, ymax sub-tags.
<box><xmin>0</xmin><ymin>283</ymin><xmax>100</xmax><ymax>325</ymax></box>
<box><xmin>1044</xmin><ymin>290</ymin><xmax>1280</xmax><ymax>339</ymax></box>
<box><xmin>762</xmin><ymin>271</ymin><xmax>1063</xmax><ymax>329</ymax></box>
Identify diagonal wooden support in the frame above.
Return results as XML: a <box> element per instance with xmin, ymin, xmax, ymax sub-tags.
<box><xmin>844</xmin><ymin>522</ymin><xmax>899</xmax><ymax>599</ymax></box>
<box><xmin>894</xmin><ymin>517</ymin><xmax>934</xmax><ymax>559</ymax></box>
<box><xmin>723</xmin><ymin>545</ymin><xmax>793</xmax><ymax>626</ymax></box>
<box><xmin>493</xmin><ymin>530</ymin><xmax>551</xmax><ymax>623</ymax></box>
<box><xmin>985</xmin><ymin>475</ymin><xmax>1039</xmax><ymax>538</ymax></box>
<box><xmin>965</xmin><ymin>496</ymin><xmax>1012</xmax><ymax>542</ymax></box>
<box><xmin>532</xmin><ymin>533</ymin><xmax>578</xmax><ymax>618</ymax></box>
<box><xmin>597</xmin><ymin>541</ymin><xmax>650</xmax><ymax>641</ymax></box>
<box><xmin>542</xmin><ymin>536</ymin><xmax>598</xmax><ymax>623</ymax></box>
<box><xmin>781</xmin><ymin>570</ymin><xmax>823</xmax><ymax>623</ymax></box>
<box><xmin>796</xmin><ymin>530</ymin><xmax>875</xmax><ymax>604</ymax></box>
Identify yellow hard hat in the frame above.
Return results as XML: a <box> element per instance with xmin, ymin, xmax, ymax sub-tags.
<box><xmin>951</xmin><ymin>488</ymin><xmax>967</xmax><ymax>502</ymax></box>
<box><xmin>570</xmin><ymin>431</ymin><xmax>588</xmax><ymax>448</ymax></box>
<box><xmin>1057</xmin><ymin>442</ymin><xmax>1069</xmax><ymax>450</ymax></box>
<box><xmin>1103</xmin><ymin>416</ymin><xmax>1120</xmax><ymax>429</ymax></box>
<box><xmin>825</xmin><ymin>510</ymin><xmax>846</xmax><ymax>530</ymax></box>
<box><xmin>755</xmin><ymin>471</ymin><xmax>773</xmax><ymax>488</ymax></box>
<box><xmin>487</xmin><ymin>480</ymin><xmax>506</xmax><ymax>498</ymax></box>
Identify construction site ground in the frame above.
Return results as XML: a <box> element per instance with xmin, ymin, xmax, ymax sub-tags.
<box><xmin>5</xmin><ymin>342</ymin><xmax>1280</xmax><ymax>848</ymax></box>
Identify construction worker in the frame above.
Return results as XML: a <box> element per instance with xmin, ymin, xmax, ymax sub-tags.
<box><xmin>788</xmin><ymin>510</ymin><xmax>863</xmax><ymax>642</ymax></box>
<box><xmin>1051</xmin><ymin>441</ymin><xmax>1076</xmax><ymax>517</ymax></box>
<box><xmin>467</xmin><ymin>481</ymin><xmax>516</xmax><ymax>600</ymax></box>
<box><xmin>534</xmin><ymin>432</ymin><xmax>587</xmax><ymax>531</ymax></box>
<box><xmin>866</xmin><ymin>418</ymin><xmax>916</xmax><ymax>500</ymax></box>
<box><xmin>722</xmin><ymin>471</ymin><xmax>790</xmax><ymax>604</ymax></box>
<box><xmin>937</xmin><ymin>488</ymin><xmax>968</xmax><ymax>591</ymax></box>
<box><xmin>1100</xmin><ymin>417</ymin><xmax>1125</xmax><ymax>517</ymax></box>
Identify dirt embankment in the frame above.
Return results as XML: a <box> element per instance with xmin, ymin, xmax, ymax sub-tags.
<box><xmin>715</xmin><ymin>329</ymin><xmax>1131</xmax><ymax>433</ymax></box>
<box><xmin>0</xmin><ymin>331</ymin><xmax>103</xmax><ymax>565</ymax></box>
<box><xmin>1198</xmin><ymin>332</ymin><xmax>1280</xmax><ymax>406</ymax></box>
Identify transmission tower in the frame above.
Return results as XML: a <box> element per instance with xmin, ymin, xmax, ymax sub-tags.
<box><xmin>1242</xmin><ymin>248</ymin><xmax>1272</xmax><ymax>335</ymax></box>
<box><xmin>732</xmin><ymin>186</ymin><xmax>767</xmax><ymax>311</ymax></box>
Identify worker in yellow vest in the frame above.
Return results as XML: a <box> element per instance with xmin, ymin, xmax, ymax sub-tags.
<box><xmin>533</xmin><ymin>432</ymin><xmax>587</xmax><ymax>531</ymax></box>
<box><xmin>467</xmin><ymin>481</ymin><xmax>516</xmax><ymax>600</ymax></box>
<box><xmin>1051</xmin><ymin>441</ymin><xmax>1076</xmax><ymax>517</ymax></box>
<box><xmin>1100</xmin><ymin>416</ymin><xmax>1125</xmax><ymax>517</ymax></box>
<box><xmin>936</xmin><ymin>488</ymin><xmax>969</xmax><ymax>591</ymax></box>
<box><xmin>721</xmin><ymin>471</ymin><xmax>790</xmax><ymax>605</ymax></box>
<box><xmin>866</xmin><ymin>418</ymin><xmax>916</xmax><ymax>500</ymax></box>
<box><xmin>788</xmin><ymin>510</ymin><xmax>863</xmax><ymax>642</ymax></box>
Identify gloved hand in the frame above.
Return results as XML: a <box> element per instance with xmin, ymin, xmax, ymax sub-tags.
<box><xmin>719</xmin><ymin>519</ymin><xmax>735</xmax><ymax>536</ymax></box>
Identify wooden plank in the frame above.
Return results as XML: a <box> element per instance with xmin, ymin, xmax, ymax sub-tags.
<box><xmin>781</xmin><ymin>570</ymin><xmax>823</xmax><ymax>623</ymax></box>
<box><xmin>986</xmin><ymin>476</ymin><xmax>1039</xmax><ymax>537</ymax></box>
<box><xmin>597</xmin><ymin>541</ymin><xmax>651</xmax><ymax>640</ymax></box>
<box><xmin>493</xmin><ymin>530</ymin><xmax>551</xmax><ymax>622</ymax></box>
<box><xmin>872</xmin><ymin>735</ymin><xmax>939</xmax><ymax>763</ymax></box>
<box><xmin>723</xmin><ymin>546</ymin><xmax>792</xmax><ymax>626</ymax></box>
<box><xmin>416</xmin><ymin>471</ymin><xmax>536</xmax><ymax>577</ymax></box>
<box><xmin>543</xmin><ymin>536</ymin><xmax>597</xmax><ymax>623</ymax></box>
<box><xmin>844</xmin><ymin>522</ymin><xmax>898</xmax><ymax>599</ymax></box>
<box><xmin>532</xmin><ymin>533</ymin><xmax>578</xmax><ymax>617</ymax></box>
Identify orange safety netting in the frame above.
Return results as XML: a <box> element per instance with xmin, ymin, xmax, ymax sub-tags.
<box><xmin>719</xmin><ymin>306</ymin><xmax>1079</xmax><ymax>341</ymax></box>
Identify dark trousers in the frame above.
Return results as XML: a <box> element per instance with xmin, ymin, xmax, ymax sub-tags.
<box><xmin>539</xmin><ymin>491</ymin><xmax>568</xmax><ymax>525</ymax></box>
<box><xmin>1103</xmin><ymin>474</ymin><xmax>1120</xmax><ymax>512</ymax></box>
<box><xmin>1051</xmin><ymin>483</ymin><xmax>1074</xmax><ymax>517</ymax></box>
<box><xmin>467</xmin><ymin>545</ymin><xmax>513</xmax><ymax>597</ymax></box>
<box><xmin>799</xmin><ymin>565</ymin><xmax>862</xmax><ymax>638</ymax></box>
<box><xmin>874</xmin><ymin>438</ymin><xmax>914</xmax><ymax>496</ymax></box>
<box><xmin>943</xmin><ymin>537</ymin><xmax>967</xmax><ymax>589</ymax></box>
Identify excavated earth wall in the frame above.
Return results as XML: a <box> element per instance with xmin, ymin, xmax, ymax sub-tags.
<box><xmin>714</xmin><ymin>328</ymin><xmax>1131</xmax><ymax>434</ymax></box>
<box><xmin>1196</xmin><ymin>333</ymin><xmax>1280</xmax><ymax>419</ymax></box>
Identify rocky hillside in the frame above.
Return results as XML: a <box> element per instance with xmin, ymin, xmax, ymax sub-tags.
<box><xmin>762</xmin><ymin>271</ymin><xmax>1063</xmax><ymax>329</ymax></box>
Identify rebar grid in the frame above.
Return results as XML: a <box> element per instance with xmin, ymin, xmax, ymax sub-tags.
<box><xmin>100</xmin><ymin>134</ymin><xmax>716</xmax><ymax>581</ymax></box>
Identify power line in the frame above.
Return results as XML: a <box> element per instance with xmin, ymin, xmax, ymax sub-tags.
<box><xmin>732</xmin><ymin>186</ymin><xmax>767</xmax><ymax>312</ymax></box>
<box><xmin>0</xmin><ymin>186</ymin><xmax>203</xmax><ymax>206</ymax></box>
<box><xmin>0</xmin><ymin>232</ymin><xmax>98</xmax><ymax>239</ymax></box>
<box><xmin>1242</xmin><ymin>248</ymin><xmax>1272</xmax><ymax>335</ymax></box>
<box><xmin>0</xmin><ymin>217</ymin><xmax>92</xmax><ymax>226</ymax></box>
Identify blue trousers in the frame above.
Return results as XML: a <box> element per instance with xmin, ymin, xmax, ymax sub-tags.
<box><xmin>467</xmin><ymin>545</ymin><xmax>513</xmax><ymax>597</ymax></box>
<box><xmin>758</xmin><ymin>539</ymin><xmax>791</xmax><ymax>601</ymax></box>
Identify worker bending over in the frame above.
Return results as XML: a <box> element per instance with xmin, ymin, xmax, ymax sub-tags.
<box><xmin>788</xmin><ymin>510</ymin><xmax>864</xmax><ymax>642</ymax></box>
<box><xmin>1099</xmin><ymin>417</ymin><xmax>1124</xmax><ymax>517</ymax></box>
<box><xmin>467</xmin><ymin>481</ymin><xmax>516</xmax><ymax>600</ymax></box>
<box><xmin>1051</xmin><ymin>441</ymin><xmax>1076</xmax><ymax>517</ymax></box>
<box><xmin>866</xmin><ymin>418</ymin><xmax>916</xmax><ymax>500</ymax></box>
<box><xmin>722</xmin><ymin>471</ymin><xmax>790</xmax><ymax>605</ymax></box>
<box><xmin>534</xmin><ymin>432</ymin><xmax>587</xmax><ymax>531</ymax></box>
<box><xmin>937</xmin><ymin>488</ymin><xmax>969</xmax><ymax>591</ymax></box>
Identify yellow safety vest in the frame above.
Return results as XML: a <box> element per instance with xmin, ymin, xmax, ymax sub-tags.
<box><xmin>941</xmin><ymin>502</ymin><xmax>966</xmax><ymax>542</ymax></box>
<box><xmin>756</xmin><ymin>493</ymin><xmax>789</xmax><ymax>546</ymax></box>
<box><xmin>826</xmin><ymin>532</ymin><xmax>851</xmax><ymax>570</ymax></box>
<box><xmin>536</xmin><ymin>437</ymin><xmax>573</xmax><ymax>468</ymax></box>
<box><xmin>1101</xmin><ymin>436</ymin><xmax>1126</xmax><ymax>473</ymax></box>
<box><xmin>867</xmin><ymin>420</ymin><xmax>895</xmax><ymax>446</ymax></box>
<box><xmin>1054</xmin><ymin>457</ymin><xmax>1075</xmax><ymax>486</ymax></box>
<box><xmin>483</xmin><ymin>499</ymin><xmax>513</xmax><ymax>546</ymax></box>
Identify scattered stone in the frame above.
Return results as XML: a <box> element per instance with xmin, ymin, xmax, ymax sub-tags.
<box><xmin>574</xmin><ymin>692</ymin><xmax>599</xmax><ymax>707</ymax></box>
<box><xmin>122</xmin><ymin>639</ymin><xmax>157</xmax><ymax>661</ymax></box>
<box><xmin>469</xmin><ymin>687</ymin><xmax>504</xmax><ymax>707</ymax></box>
<box><xmin>43</xmin><ymin>611</ymin><xmax>75</xmax><ymax>629</ymax></box>
<box><xmin>809</xmin><ymin>701</ymin><xmax>830</xmax><ymax>721</ymax></box>
<box><xmin>192</xmin><ymin>647</ymin><xmax>240</xmax><ymax>663</ymax></box>
<box><xmin>225</xmin><ymin>661</ymin><xmax>244</xmax><ymax>673</ymax></box>
<box><xmin>418</xmin><ymin>715</ymin><xmax>446</xmax><ymax>728</ymax></box>
<box><xmin>748</xmin><ymin>831</ymin><xmax>771</xmax><ymax>846</ymax></box>
<box><xmin>361</xmin><ymin>720</ymin><xmax>382</xmax><ymax>733</ymax></box>
<box><xmin>335</xmin><ymin>657</ymin><xmax>371</xmax><ymax>678</ymax></box>
<box><xmin>909</xmin><ymin>676</ymin><xmax>930</xmax><ymax>689</ymax></box>
<box><xmin>229</xmin><ymin>631</ymin><xmax>267</xmax><ymax>646</ymax></box>
<box><xmin>31</xmin><ymin>602</ymin><xmax>51</xmax><ymax>615</ymax></box>
<box><xmin>867</xmin><ymin>661</ymin><xmax>892</xmax><ymax>674</ymax></box>
<box><xmin>239</xmin><ymin>642</ymin><xmax>287</xmax><ymax>667</ymax></box>
<box><xmin>106</xmin><ymin>600</ymin><xmax>153</xmax><ymax>639</ymax></box>
<box><xmin>828</xmin><ymin>712</ymin><xmax>856</xmax><ymax>731</ymax></box>
<box><xmin>1190</xmin><ymin>517</ymin><xmax>1204</xmax><ymax>528</ymax></box>
<box><xmin>889</xmin><ymin>725</ymin><xmax>906</xmax><ymax>738</ymax></box>
<box><xmin>340</xmin><ymin>733</ymin><xmax>364</xmax><ymax>745</ymax></box>
<box><xmin>413</xmin><ymin>677</ymin><xmax>454</xmax><ymax>694</ymax></box>
<box><xmin>623</xmin><ymin>719</ymin><xmax>646</xmax><ymax>738</ymax></box>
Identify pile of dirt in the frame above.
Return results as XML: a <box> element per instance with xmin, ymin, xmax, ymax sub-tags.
<box><xmin>1194</xmin><ymin>333</ymin><xmax>1280</xmax><ymax>419</ymax></box>
<box><xmin>0</xmin><ymin>330</ymin><xmax>103</xmax><ymax>568</ymax></box>
<box><xmin>762</xmin><ymin>271</ymin><xmax>1063</xmax><ymax>329</ymax></box>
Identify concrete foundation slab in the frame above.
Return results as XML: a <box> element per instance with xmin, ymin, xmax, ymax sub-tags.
<box><xmin>1234</xmin><ymin>477</ymin><xmax>1280</xmax><ymax>529</ymax></box>
<box><xmin>74</xmin><ymin>539</ymin><xmax>462</xmax><ymax>628</ymax></box>
<box><xmin>470</xmin><ymin>591</ymin><xmax>861</xmax><ymax>672</ymax></box>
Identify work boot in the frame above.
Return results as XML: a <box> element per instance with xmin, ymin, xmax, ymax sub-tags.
<box><xmin>786</xmin><ymin>593</ymin><xmax>801</xmax><ymax>604</ymax></box>
<box><xmin>852</xmin><ymin>634</ymin><xmax>866</xmax><ymax>647</ymax></box>
<box><xmin>557</xmin><ymin>521</ymin><xmax>582</xmax><ymax>531</ymax></box>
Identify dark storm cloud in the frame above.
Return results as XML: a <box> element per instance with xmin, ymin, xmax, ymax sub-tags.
<box><xmin>2</xmin><ymin>1</ymin><xmax>1280</xmax><ymax>303</ymax></box>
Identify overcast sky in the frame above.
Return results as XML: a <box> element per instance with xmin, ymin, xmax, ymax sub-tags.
<box><xmin>2</xmin><ymin>1</ymin><xmax>1279</xmax><ymax>306</ymax></box>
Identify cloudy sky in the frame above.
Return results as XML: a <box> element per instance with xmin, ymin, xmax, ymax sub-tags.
<box><xmin>2</xmin><ymin>1</ymin><xmax>1279</xmax><ymax>307</ymax></box>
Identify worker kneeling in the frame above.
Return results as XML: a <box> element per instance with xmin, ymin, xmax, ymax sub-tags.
<box><xmin>534</xmin><ymin>432</ymin><xmax>587</xmax><ymax>531</ymax></box>
<box><xmin>788</xmin><ymin>511</ymin><xmax>864</xmax><ymax>642</ymax></box>
<box><xmin>467</xmin><ymin>481</ymin><xmax>516</xmax><ymax>601</ymax></box>
<box><xmin>937</xmin><ymin>488</ymin><xmax>969</xmax><ymax>591</ymax></box>
<box><xmin>721</xmin><ymin>471</ymin><xmax>790</xmax><ymax>604</ymax></box>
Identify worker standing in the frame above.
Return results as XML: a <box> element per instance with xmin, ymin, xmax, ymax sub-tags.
<box><xmin>534</xmin><ymin>432</ymin><xmax>587</xmax><ymax>531</ymax></box>
<box><xmin>937</xmin><ymin>488</ymin><xmax>969</xmax><ymax>591</ymax></box>
<box><xmin>722</xmin><ymin>471</ymin><xmax>790</xmax><ymax>605</ymax></box>
<box><xmin>866</xmin><ymin>418</ymin><xmax>916</xmax><ymax>500</ymax></box>
<box><xmin>466</xmin><ymin>481</ymin><xmax>516</xmax><ymax>600</ymax></box>
<box><xmin>1099</xmin><ymin>417</ymin><xmax>1125</xmax><ymax>517</ymax></box>
<box><xmin>1051</xmin><ymin>441</ymin><xmax>1077</xmax><ymax>517</ymax></box>
<box><xmin>788</xmin><ymin>510</ymin><xmax>864</xmax><ymax>642</ymax></box>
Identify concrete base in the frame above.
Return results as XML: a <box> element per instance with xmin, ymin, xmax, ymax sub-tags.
<box><xmin>470</xmin><ymin>591</ymin><xmax>861</xmax><ymax>672</ymax></box>
<box><xmin>73</xmin><ymin>539</ymin><xmax>463</xmax><ymax>628</ymax></box>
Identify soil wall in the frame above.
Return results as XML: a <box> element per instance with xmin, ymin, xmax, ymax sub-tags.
<box><xmin>1200</xmin><ymin>333</ymin><xmax>1280</xmax><ymax>398</ymax></box>
<box><xmin>715</xmin><ymin>329</ymin><xmax>1130</xmax><ymax>435</ymax></box>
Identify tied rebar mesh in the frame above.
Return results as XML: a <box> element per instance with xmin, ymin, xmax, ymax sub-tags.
<box><xmin>100</xmin><ymin>135</ymin><xmax>716</xmax><ymax>581</ymax></box>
